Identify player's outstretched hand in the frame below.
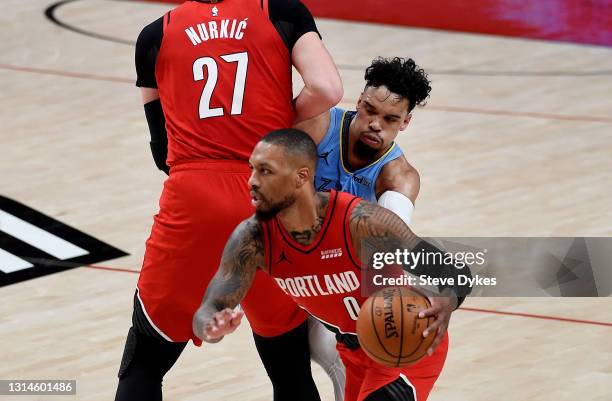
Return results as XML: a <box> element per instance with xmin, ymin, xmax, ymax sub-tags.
<box><xmin>201</xmin><ymin>308</ymin><xmax>244</xmax><ymax>343</ymax></box>
<box><xmin>418</xmin><ymin>288</ymin><xmax>458</xmax><ymax>356</ymax></box>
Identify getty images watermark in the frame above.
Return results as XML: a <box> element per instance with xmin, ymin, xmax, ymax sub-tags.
<box><xmin>369</xmin><ymin>248</ymin><xmax>495</xmax><ymax>290</ymax></box>
<box><xmin>361</xmin><ymin>238</ymin><xmax>612</xmax><ymax>297</ymax></box>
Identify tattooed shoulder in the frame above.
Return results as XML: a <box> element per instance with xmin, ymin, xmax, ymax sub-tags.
<box><xmin>349</xmin><ymin>200</ymin><xmax>383</xmax><ymax>237</ymax></box>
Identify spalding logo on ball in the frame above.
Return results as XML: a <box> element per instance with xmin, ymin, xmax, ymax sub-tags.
<box><xmin>356</xmin><ymin>287</ymin><xmax>435</xmax><ymax>367</ymax></box>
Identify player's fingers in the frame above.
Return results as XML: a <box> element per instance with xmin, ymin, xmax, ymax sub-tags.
<box><xmin>205</xmin><ymin>309</ymin><xmax>243</xmax><ymax>339</ymax></box>
<box><xmin>422</xmin><ymin>315</ymin><xmax>442</xmax><ymax>338</ymax></box>
<box><xmin>206</xmin><ymin>321</ymin><xmax>227</xmax><ymax>340</ymax></box>
<box><xmin>427</xmin><ymin>337</ymin><xmax>440</xmax><ymax>356</ymax></box>
<box><xmin>418</xmin><ymin>304</ymin><xmax>441</xmax><ymax>318</ymax></box>
<box><xmin>211</xmin><ymin>315</ymin><xmax>223</xmax><ymax>328</ymax></box>
<box><xmin>220</xmin><ymin>308</ymin><xmax>236</xmax><ymax>324</ymax></box>
<box><xmin>230</xmin><ymin>310</ymin><xmax>244</xmax><ymax>326</ymax></box>
<box><xmin>203</xmin><ymin>330</ymin><xmax>217</xmax><ymax>341</ymax></box>
<box><xmin>217</xmin><ymin>309</ymin><xmax>232</xmax><ymax>325</ymax></box>
<box><xmin>228</xmin><ymin>316</ymin><xmax>241</xmax><ymax>329</ymax></box>
<box><xmin>426</xmin><ymin>324</ymin><xmax>444</xmax><ymax>354</ymax></box>
<box><xmin>224</xmin><ymin>309</ymin><xmax>238</xmax><ymax>325</ymax></box>
<box><xmin>203</xmin><ymin>323</ymin><xmax>216</xmax><ymax>338</ymax></box>
<box><xmin>427</xmin><ymin>321</ymin><xmax>448</xmax><ymax>355</ymax></box>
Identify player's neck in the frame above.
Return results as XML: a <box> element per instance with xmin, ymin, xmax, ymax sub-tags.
<box><xmin>277</xmin><ymin>192</ymin><xmax>329</xmax><ymax>246</ymax></box>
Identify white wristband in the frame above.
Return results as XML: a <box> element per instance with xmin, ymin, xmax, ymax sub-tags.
<box><xmin>377</xmin><ymin>191</ymin><xmax>415</xmax><ymax>226</ymax></box>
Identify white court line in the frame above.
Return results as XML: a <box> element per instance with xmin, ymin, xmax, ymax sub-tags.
<box><xmin>0</xmin><ymin>248</ymin><xmax>34</xmax><ymax>273</ymax></box>
<box><xmin>0</xmin><ymin>210</ymin><xmax>89</xmax><ymax>260</ymax></box>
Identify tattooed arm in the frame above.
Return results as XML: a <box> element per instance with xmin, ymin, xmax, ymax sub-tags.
<box><xmin>348</xmin><ymin>200</ymin><xmax>472</xmax><ymax>354</ymax></box>
<box><xmin>192</xmin><ymin>217</ymin><xmax>265</xmax><ymax>343</ymax></box>
<box><xmin>349</xmin><ymin>199</ymin><xmax>421</xmax><ymax>256</ymax></box>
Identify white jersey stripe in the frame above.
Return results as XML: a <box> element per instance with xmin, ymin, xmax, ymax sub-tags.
<box><xmin>399</xmin><ymin>373</ymin><xmax>418</xmax><ymax>401</ymax></box>
<box><xmin>301</xmin><ymin>306</ymin><xmax>358</xmax><ymax>335</ymax></box>
<box><xmin>135</xmin><ymin>289</ymin><xmax>173</xmax><ymax>341</ymax></box>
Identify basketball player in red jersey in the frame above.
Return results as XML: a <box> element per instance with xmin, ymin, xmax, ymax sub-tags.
<box><xmin>296</xmin><ymin>57</ymin><xmax>432</xmax><ymax>401</ymax></box>
<box><xmin>115</xmin><ymin>1</ymin><xmax>343</xmax><ymax>400</ymax></box>
<box><xmin>193</xmin><ymin>129</ymin><xmax>472</xmax><ymax>401</ymax></box>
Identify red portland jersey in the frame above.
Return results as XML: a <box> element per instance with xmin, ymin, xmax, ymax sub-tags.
<box><xmin>262</xmin><ymin>190</ymin><xmax>366</xmax><ymax>334</ymax></box>
<box><xmin>156</xmin><ymin>0</ymin><xmax>294</xmax><ymax>164</ymax></box>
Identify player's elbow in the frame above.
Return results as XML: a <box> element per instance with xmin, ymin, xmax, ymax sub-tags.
<box><xmin>323</xmin><ymin>77</ymin><xmax>344</xmax><ymax>106</ymax></box>
<box><xmin>310</xmin><ymin>76</ymin><xmax>343</xmax><ymax>109</ymax></box>
<box><xmin>404</xmin><ymin>169</ymin><xmax>421</xmax><ymax>203</ymax></box>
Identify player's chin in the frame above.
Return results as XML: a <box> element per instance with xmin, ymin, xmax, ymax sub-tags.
<box><xmin>359</xmin><ymin>133</ymin><xmax>382</xmax><ymax>148</ymax></box>
<box><xmin>254</xmin><ymin>204</ymin><xmax>275</xmax><ymax>220</ymax></box>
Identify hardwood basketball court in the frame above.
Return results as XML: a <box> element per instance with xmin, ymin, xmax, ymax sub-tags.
<box><xmin>1</xmin><ymin>1</ymin><xmax>610</xmax><ymax>400</ymax></box>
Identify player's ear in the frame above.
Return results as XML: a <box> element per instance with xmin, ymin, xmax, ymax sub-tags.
<box><xmin>296</xmin><ymin>167</ymin><xmax>310</xmax><ymax>188</ymax></box>
<box><xmin>399</xmin><ymin>114</ymin><xmax>412</xmax><ymax>131</ymax></box>
<box><xmin>356</xmin><ymin>92</ymin><xmax>365</xmax><ymax>108</ymax></box>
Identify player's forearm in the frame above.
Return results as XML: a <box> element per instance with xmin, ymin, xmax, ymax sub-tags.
<box><xmin>406</xmin><ymin>239</ymin><xmax>472</xmax><ymax>308</ymax></box>
<box><xmin>293</xmin><ymin>83</ymin><xmax>342</xmax><ymax>123</ymax></box>
<box><xmin>192</xmin><ymin>266</ymin><xmax>255</xmax><ymax>341</ymax></box>
<box><xmin>373</xmin><ymin>237</ymin><xmax>470</xmax><ymax>308</ymax></box>
<box><xmin>350</xmin><ymin>201</ymin><xmax>471</xmax><ymax>308</ymax></box>
<box><xmin>377</xmin><ymin>191</ymin><xmax>415</xmax><ymax>226</ymax></box>
<box><xmin>143</xmin><ymin>99</ymin><xmax>169</xmax><ymax>174</ymax></box>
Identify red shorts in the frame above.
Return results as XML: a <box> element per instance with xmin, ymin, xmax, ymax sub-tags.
<box><xmin>136</xmin><ymin>160</ymin><xmax>306</xmax><ymax>345</ymax></box>
<box><xmin>339</xmin><ymin>333</ymin><xmax>448</xmax><ymax>401</ymax></box>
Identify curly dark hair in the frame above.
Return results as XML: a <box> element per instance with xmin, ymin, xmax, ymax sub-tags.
<box><xmin>364</xmin><ymin>57</ymin><xmax>431</xmax><ymax>112</ymax></box>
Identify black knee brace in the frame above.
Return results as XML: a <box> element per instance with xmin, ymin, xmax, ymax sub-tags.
<box><xmin>253</xmin><ymin>321</ymin><xmax>322</xmax><ymax>401</ymax></box>
<box><xmin>114</xmin><ymin>294</ymin><xmax>187</xmax><ymax>401</ymax></box>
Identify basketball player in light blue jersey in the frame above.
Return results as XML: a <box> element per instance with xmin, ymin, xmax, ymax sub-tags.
<box><xmin>294</xmin><ymin>57</ymin><xmax>432</xmax><ymax>400</ymax></box>
<box><xmin>297</xmin><ymin>57</ymin><xmax>431</xmax><ymax>227</ymax></box>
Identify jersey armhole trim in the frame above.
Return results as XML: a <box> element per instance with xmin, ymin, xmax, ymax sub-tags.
<box><xmin>163</xmin><ymin>11</ymin><xmax>171</xmax><ymax>31</ymax></box>
<box><xmin>261</xmin><ymin>0</ymin><xmax>269</xmax><ymax>17</ymax></box>
<box><xmin>262</xmin><ymin>220</ymin><xmax>273</xmax><ymax>274</ymax></box>
<box><xmin>373</xmin><ymin>144</ymin><xmax>403</xmax><ymax>176</ymax></box>
<box><xmin>343</xmin><ymin>197</ymin><xmax>365</xmax><ymax>271</ymax></box>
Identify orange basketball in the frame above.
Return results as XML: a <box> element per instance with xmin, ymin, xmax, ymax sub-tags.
<box><xmin>356</xmin><ymin>286</ymin><xmax>435</xmax><ymax>367</ymax></box>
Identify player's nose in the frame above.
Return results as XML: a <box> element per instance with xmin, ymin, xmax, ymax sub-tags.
<box><xmin>247</xmin><ymin>172</ymin><xmax>259</xmax><ymax>189</ymax></box>
<box><xmin>369</xmin><ymin>118</ymin><xmax>382</xmax><ymax>131</ymax></box>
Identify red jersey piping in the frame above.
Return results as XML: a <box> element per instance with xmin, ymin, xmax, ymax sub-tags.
<box><xmin>342</xmin><ymin>196</ymin><xmax>366</xmax><ymax>270</ymax></box>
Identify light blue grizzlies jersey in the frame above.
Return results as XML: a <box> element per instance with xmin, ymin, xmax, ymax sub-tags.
<box><xmin>314</xmin><ymin>107</ymin><xmax>403</xmax><ymax>202</ymax></box>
